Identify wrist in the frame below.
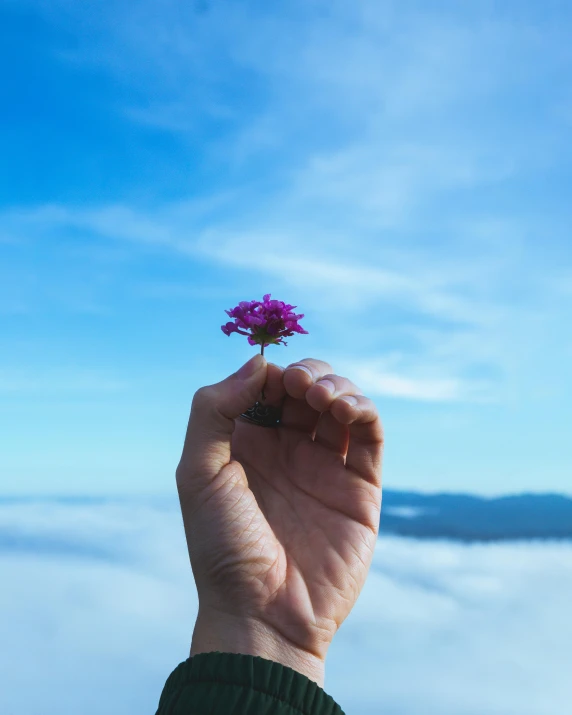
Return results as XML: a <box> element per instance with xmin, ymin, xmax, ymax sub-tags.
<box><xmin>190</xmin><ymin>607</ymin><xmax>326</xmax><ymax>688</ymax></box>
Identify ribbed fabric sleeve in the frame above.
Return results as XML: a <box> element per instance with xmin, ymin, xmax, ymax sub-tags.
<box><xmin>155</xmin><ymin>651</ymin><xmax>345</xmax><ymax>715</ymax></box>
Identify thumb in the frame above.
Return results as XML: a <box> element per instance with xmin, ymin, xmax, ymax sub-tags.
<box><xmin>177</xmin><ymin>354</ymin><xmax>267</xmax><ymax>487</ymax></box>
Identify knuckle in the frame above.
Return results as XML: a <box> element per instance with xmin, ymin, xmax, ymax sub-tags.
<box><xmin>192</xmin><ymin>385</ymin><xmax>214</xmax><ymax>408</ymax></box>
<box><xmin>376</xmin><ymin>416</ymin><xmax>385</xmax><ymax>445</ymax></box>
<box><xmin>176</xmin><ymin>460</ymin><xmax>199</xmax><ymax>499</ymax></box>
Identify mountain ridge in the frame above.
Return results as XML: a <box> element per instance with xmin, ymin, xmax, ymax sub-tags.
<box><xmin>1</xmin><ymin>490</ymin><xmax>571</xmax><ymax>542</ymax></box>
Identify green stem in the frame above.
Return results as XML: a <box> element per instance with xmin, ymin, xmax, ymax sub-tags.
<box><xmin>260</xmin><ymin>343</ymin><xmax>265</xmax><ymax>401</ymax></box>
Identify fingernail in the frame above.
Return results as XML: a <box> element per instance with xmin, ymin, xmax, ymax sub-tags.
<box><xmin>287</xmin><ymin>365</ymin><xmax>313</xmax><ymax>379</ymax></box>
<box><xmin>316</xmin><ymin>379</ymin><xmax>335</xmax><ymax>395</ymax></box>
<box><xmin>237</xmin><ymin>354</ymin><xmax>265</xmax><ymax>379</ymax></box>
<box><xmin>339</xmin><ymin>395</ymin><xmax>358</xmax><ymax>406</ymax></box>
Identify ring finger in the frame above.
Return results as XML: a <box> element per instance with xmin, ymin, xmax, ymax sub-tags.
<box><xmin>306</xmin><ymin>373</ymin><xmax>364</xmax><ymax>414</ymax></box>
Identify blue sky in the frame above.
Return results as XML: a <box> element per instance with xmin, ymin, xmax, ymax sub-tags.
<box><xmin>1</xmin><ymin>0</ymin><xmax>571</xmax><ymax>496</ymax></box>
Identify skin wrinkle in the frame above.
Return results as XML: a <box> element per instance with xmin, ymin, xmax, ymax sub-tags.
<box><xmin>318</xmin><ymin>528</ymin><xmax>367</xmax><ymax>605</ymax></box>
<box><xmin>286</xmin><ymin>549</ymin><xmax>317</xmax><ymax>626</ymax></box>
<box><xmin>227</xmin><ymin>459</ymin><xmax>313</xmax><ymax>611</ymax></box>
<box><xmin>313</xmin><ymin>411</ymin><xmax>349</xmax><ymax>458</ymax></box>
<box><xmin>294</xmin><ymin>459</ymin><xmax>380</xmax><ymax>535</ymax></box>
<box><xmin>178</xmin><ymin>465</ymin><xmax>240</xmax><ymax>523</ymax></box>
<box><xmin>235</xmin><ymin>460</ymin><xmax>345</xmax><ymax>647</ymax></box>
<box><xmin>222</xmin><ymin>489</ymin><xmax>252</xmax><ymax>529</ymax></box>
<box><xmin>309</xmin><ymin>478</ymin><xmax>370</xmax><ymax>529</ymax></box>
<box><xmin>345</xmin><ymin>434</ymin><xmax>384</xmax><ymax>486</ymax></box>
<box><xmin>240</xmin><ymin>454</ymin><xmax>309</xmax><ymax>537</ymax></box>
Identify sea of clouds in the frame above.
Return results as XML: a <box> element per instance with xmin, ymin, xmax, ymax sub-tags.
<box><xmin>1</xmin><ymin>497</ymin><xmax>570</xmax><ymax>715</ymax></box>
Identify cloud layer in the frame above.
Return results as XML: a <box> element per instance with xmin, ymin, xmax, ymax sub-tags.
<box><xmin>1</xmin><ymin>497</ymin><xmax>570</xmax><ymax>714</ymax></box>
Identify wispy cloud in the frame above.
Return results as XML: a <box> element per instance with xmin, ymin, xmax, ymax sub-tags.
<box><xmin>1</xmin><ymin>200</ymin><xmax>512</xmax><ymax>329</ymax></box>
<box><xmin>0</xmin><ymin>196</ymin><xmax>564</xmax><ymax>405</ymax></box>
<box><xmin>337</xmin><ymin>363</ymin><xmax>487</xmax><ymax>403</ymax></box>
<box><xmin>1</xmin><ymin>0</ymin><xmax>571</xmax><ymax>473</ymax></box>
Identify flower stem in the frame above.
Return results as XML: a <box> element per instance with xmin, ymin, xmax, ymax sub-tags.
<box><xmin>260</xmin><ymin>343</ymin><xmax>265</xmax><ymax>401</ymax></box>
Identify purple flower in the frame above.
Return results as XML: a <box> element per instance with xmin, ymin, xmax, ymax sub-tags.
<box><xmin>221</xmin><ymin>293</ymin><xmax>308</xmax><ymax>353</ymax></box>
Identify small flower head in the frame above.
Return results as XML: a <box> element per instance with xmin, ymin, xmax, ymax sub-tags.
<box><xmin>221</xmin><ymin>293</ymin><xmax>308</xmax><ymax>350</ymax></box>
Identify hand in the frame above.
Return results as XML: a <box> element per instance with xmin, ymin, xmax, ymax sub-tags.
<box><xmin>176</xmin><ymin>354</ymin><xmax>383</xmax><ymax>686</ymax></box>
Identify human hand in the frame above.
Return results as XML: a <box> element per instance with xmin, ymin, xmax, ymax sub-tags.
<box><xmin>176</xmin><ymin>354</ymin><xmax>383</xmax><ymax>686</ymax></box>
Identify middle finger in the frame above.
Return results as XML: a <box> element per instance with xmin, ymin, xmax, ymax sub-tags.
<box><xmin>282</xmin><ymin>358</ymin><xmax>363</xmax><ymax>434</ymax></box>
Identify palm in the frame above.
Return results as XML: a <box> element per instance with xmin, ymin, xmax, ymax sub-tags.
<box><xmin>193</xmin><ymin>362</ymin><xmax>384</xmax><ymax>660</ymax></box>
<box><xmin>228</xmin><ymin>422</ymin><xmax>377</xmax><ymax>651</ymax></box>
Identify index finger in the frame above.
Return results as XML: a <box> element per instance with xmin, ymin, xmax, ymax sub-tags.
<box><xmin>283</xmin><ymin>357</ymin><xmax>336</xmax><ymax>399</ymax></box>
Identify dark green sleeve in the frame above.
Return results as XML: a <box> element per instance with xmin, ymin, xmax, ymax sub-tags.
<box><xmin>155</xmin><ymin>651</ymin><xmax>345</xmax><ymax>715</ymax></box>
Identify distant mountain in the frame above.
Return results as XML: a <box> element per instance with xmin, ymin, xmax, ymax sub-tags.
<box><xmin>1</xmin><ymin>490</ymin><xmax>571</xmax><ymax>543</ymax></box>
<box><xmin>380</xmin><ymin>491</ymin><xmax>572</xmax><ymax>541</ymax></box>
